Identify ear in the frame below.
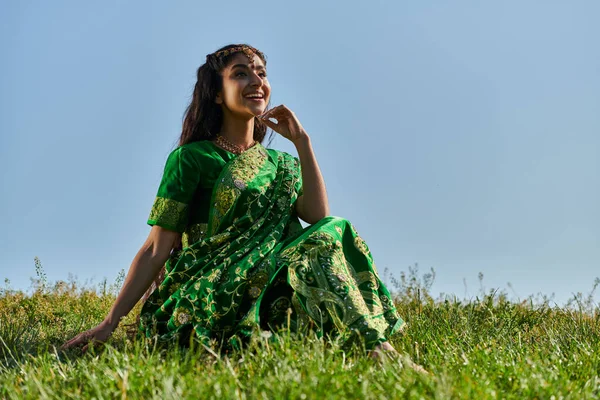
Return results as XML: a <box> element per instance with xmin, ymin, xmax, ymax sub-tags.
<box><xmin>215</xmin><ymin>91</ymin><xmax>223</xmax><ymax>105</ymax></box>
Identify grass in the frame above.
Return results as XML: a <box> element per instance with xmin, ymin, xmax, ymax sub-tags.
<box><xmin>0</xmin><ymin>259</ymin><xmax>599</xmax><ymax>399</ymax></box>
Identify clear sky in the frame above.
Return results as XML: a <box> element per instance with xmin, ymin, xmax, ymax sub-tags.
<box><xmin>1</xmin><ymin>1</ymin><xmax>598</xmax><ymax>306</ymax></box>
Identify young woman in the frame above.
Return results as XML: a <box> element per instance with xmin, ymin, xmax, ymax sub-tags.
<box><xmin>61</xmin><ymin>44</ymin><xmax>405</xmax><ymax>358</ymax></box>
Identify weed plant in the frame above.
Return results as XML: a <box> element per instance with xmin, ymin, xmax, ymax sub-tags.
<box><xmin>0</xmin><ymin>259</ymin><xmax>598</xmax><ymax>399</ymax></box>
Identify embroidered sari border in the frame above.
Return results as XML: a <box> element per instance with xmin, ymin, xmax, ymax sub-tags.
<box><xmin>148</xmin><ymin>197</ymin><xmax>189</xmax><ymax>232</ymax></box>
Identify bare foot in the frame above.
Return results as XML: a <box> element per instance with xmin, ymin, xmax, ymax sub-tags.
<box><xmin>369</xmin><ymin>342</ymin><xmax>430</xmax><ymax>375</ymax></box>
<box><xmin>403</xmin><ymin>358</ymin><xmax>430</xmax><ymax>375</ymax></box>
<box><xmin>369</xmin><ymin>341</ymin><xmax>399</xmax><ymax>360</ymax></box>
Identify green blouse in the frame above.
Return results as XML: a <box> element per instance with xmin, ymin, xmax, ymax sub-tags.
<box><xmin>147</xmin><ymin>141</ymin><xmax>245</xmax><ymax>245</ymax></box>
<box><xmin>139</xmin><ymin>140</ymin><xmax>404</xmax><ymax>350</ymax></box>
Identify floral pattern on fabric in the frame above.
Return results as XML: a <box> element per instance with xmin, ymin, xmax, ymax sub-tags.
<box><xmin>182</xmin><ymin>223</ymin><xmax>208</xmax><ymax>248</ymax></box>
<box><xmin>137</xmin><ymin>141</ymin><xmax>404</xmax><ymax>351</ymax></box>
<box><xmin>277</xmin><ymin>218</ymin><xmax>403</xmax><ymax>348</ymax></box>
<box><xmin>147</xmin><ymin>146</ymin><xmax>202</xmax><ymax>233</ymax></box>
<box><xmin>148</xmin><ymin>197</ymin><xmax>189</xmax><ymax>233</ymax></box>
<box><xmin>208</xmin><ymin>145</ymin><xmax>269</xmax><ymax>236</ymax></box>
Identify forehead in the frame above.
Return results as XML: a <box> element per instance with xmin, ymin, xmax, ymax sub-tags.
<box><xmin>226</xmin><ymin>52</ymin><xmax>266</xmax><ymax>70</ymax></box>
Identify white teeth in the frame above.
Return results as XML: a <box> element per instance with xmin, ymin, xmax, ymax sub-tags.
<box><xmin>245</xmin><ymin>94</ymin><xmax>263</xmax><ymax>98</ymax></box>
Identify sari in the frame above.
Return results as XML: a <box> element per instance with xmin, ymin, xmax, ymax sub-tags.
<box><xmin>136</xmin><ymin>140</ymin><xmax>404</xmax><ymax>350</ymax></box>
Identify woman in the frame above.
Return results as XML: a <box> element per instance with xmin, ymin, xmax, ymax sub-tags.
<box><xmin>61</xmin><ymin>44</ymin><xmax>405</xmax><ymax>357</ymax></box>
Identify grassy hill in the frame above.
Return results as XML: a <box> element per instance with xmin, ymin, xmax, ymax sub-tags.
<box><xmin>1</xmin><ymin>261</ymin><xmax>599</xmax><ymax>399</ymax></box>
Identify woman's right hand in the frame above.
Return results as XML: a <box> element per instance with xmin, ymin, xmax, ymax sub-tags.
<box><xmin>58</xmin><ymin>226</ymin><xmax>180</xmax><ymax>354</ymax></box>
<box><xmin>60</xmin><ymin>319</ymin><xmax>117</xmax><ymax>353</ymax></box>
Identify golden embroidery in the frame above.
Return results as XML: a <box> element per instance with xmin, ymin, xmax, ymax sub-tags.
<box><xmin>148</xmin><ymin>197</ymin><xmax>188</xmax><ymax>232</ymax></box>
<box><xmin>354</xmin><ymin>236</ymin><xmax>369</xmax><ymax>256</ymax></box>
<box><xmin>173</xmin><ymin>307</ymin><xmax>191</xmax><ymax>327</ymax></box>
<box><xmin>281</xmin><ymin>222</ymin><xmax>399</xmax><ymax>339</ymax></box>
<box><xmin>236</xmin><ymin>302</ymin><xmax>260</xmax><ymax>331</ymax></box>
<box><xmin>355</xmin><ymin>271</ymin><xmax>379</xmax><ymax>289</ymax></box>
<box><xmin>233</xmin><ymin>179</ymin><xmax>247</xmax><ymax>190</ymax></box>
<box><xmin>182</xmin><ymin>223</ymin><xmax>208</xmax><ymax>248</ymax></box>
<box><xmin>364</xmin><ymin>315</ymin><xmax>389</xmax><ymax>333</ymax></box>
<box><xmin>206</xmin><ymin>268</ymin><xmax>222</xmax><ymax>283</ymax></box>
<box><xmin>208</xmin><ymin>232</ymin><xmax>228</xmax><ymax>246</ymax></box>
<box><xmin>292</xmin><ymin>293</ymin><xmax>311</xmax><ymax>332</ymax></box>
<box><xmin>277</xmin><ymin>197</ymin><xmax>287</xmax><ymax>210</ymax></box>
<box><xmin>209</xmin><ymin>144</ymin><xmax>268</xmax><ymax>235</ymax></box>
<box><xmin>167</xmin><ymin>282</ymin><xmax>181</xmax><ymax>296</ymax></box>
<box><xmin>214</xmin><ymin>188</ymin><xmax>237</xmax><ymax>220</ymax></box>
<box><xmin>371</xmin><ymin>262</ymin><xmax>381</xmax><ymax>278</ymax></box>
<box><xmin>248</xmin><ymin>286</ymin><xmax>262</xmax><ymax>298</ymax></box>
<box><xmin>139</xmin><ymin>150</ymin><xmax>350</xmax><ymax>346</ymax></box>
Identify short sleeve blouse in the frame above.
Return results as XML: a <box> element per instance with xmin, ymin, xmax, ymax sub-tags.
<box><xmin>147</xmin><ymin>146</ymin><xmax>202</xmax><ymax>232</ymax></box>
<box><xmin>147</xmin><ymin>141</ymin><xmax>237</xmax><ymax>234</ymax></box>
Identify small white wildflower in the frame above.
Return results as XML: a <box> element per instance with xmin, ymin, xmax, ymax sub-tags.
<box><xmin>260</xmin><ymin>331</ymin><xmax>273</xmax><ymax>339</ymax></box>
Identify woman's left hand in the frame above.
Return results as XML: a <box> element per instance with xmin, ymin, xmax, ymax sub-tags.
<box><xmin>258</xmin><ymin>105</ymin><xmax>308</xmax><ymax>144</ymax></box>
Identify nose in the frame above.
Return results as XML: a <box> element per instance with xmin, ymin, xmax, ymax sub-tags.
<box><xmin>249</xmin><ymin>71</ymin><xmax>263</xmax><ymax>87</ymax></box>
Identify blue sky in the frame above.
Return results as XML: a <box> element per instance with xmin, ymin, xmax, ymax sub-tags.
<box><xmin>1</xmin><ymin>1</ymin><xmax>598</xmax><ymax>305</ymax></box>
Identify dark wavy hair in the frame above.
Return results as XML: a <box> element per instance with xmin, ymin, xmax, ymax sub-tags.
<box><xmin>178</xmin><ymin>44</ymin><xmax>271</xmax><ymax>146</ymax></box>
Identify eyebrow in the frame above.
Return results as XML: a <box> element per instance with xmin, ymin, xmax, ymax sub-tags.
<box><xmin>231</xmin><ymin>63</ymin><xmax>266</xmax><ymax>71</ymax></box>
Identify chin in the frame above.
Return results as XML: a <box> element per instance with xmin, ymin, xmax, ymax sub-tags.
<box><xmin>232</xmin><ymin>108</ymin><xmax>260</xmax><ymax>119</ymax></box>
<box><xmin>250</xmin><ymin>108</ymin><xmax>266</xmax><ymax>116</ymax></box>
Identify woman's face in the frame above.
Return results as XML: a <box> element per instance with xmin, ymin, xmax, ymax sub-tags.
<box><xmin>216</xmin><ymin>52</ymin><xmax>271</xmax><ymax>118</ymax></box>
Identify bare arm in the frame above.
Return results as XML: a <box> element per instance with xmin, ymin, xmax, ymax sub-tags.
<box><xmin>257</xmin><ymin>105</ymin><xmax>329</xmax><ymax>225</ymax></box>
<box><xmin>104</xmin><ymin>225</ymin><xmax>181</xmax><ymax>328</ymax></box>
<box><xmin>295</xmin><ymin>135</ymin><xmax>330</xmax><ymax>224</ymax></box>
<box><xmin>61</xmin><ymin>225</ymin><xmax>180</xmax><ymax>350</ymax></box>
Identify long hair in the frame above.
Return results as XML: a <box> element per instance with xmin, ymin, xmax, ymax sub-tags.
<box><xmin>179</xmin><ymin>44</ymin><xmax>271</xmax><ymax>146</ymax></box>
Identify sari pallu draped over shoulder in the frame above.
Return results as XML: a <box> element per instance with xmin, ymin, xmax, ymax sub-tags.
<box><xmin>137</xmin><ymin>142</ymin><xmax>405</xmax><ymax>349</ymax></box>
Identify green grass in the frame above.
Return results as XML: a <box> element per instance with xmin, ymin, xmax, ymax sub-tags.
<box><xmin>1</xmin><ymin>261</ymin><xmax>599</xmax><ymax>399</ymax></box>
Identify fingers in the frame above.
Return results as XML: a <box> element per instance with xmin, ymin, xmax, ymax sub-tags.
<box><xmin>60</xmin><ymin>334</ymin><xmax>83</xmax><ymax>350</ymax></box>
<box><xmin>265</xmin><ymin>108</ymin><xmax>287</xmax><ymax>119</ymax></box>
<box><xmin>259</xmin><ymin>110</ymin><xmax>277</xmax><ymax>121</ymax></box>
<box><xmin>264</xmin><ymin>104</ymin><xmax>285</xmax><ymax>113</ymax></box>
<box><xmin>259</xmin><ymin>111</ymin><xmax>284</xmax><ymax>128</ymax></box>
<box><xmin>60</xmin><ymin>331</ymin><xmax>92</xmax><ymax>351</ymax></box>
<box><xmin>259</xmin><ymin>117</ymin><xmax>278</xmax><ymax>131</ymax></box>
<box><xmin>259</xmin><ymin>104</ymin><xmax>290</xmax><ymax>119</ymax></box>
<box><xmin>258</xmin><ymin>109</ymin><xmax>280</xmax><ymax>125</ymax></box>
<box><xmin>258</xmin><ymin>104</ymin><xmax>297</xmax><ymax>139</ymax></box>
<box><xmin>61</xmin><ymin>337</ymin><xmax>103</xmax><ymax>355</ymax></box>
<box><xmin>82</xmin><ymin>339</ymin><xmax>105</xmax><ymax>354</ymax></box>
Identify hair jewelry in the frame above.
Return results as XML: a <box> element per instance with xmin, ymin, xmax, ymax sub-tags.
<box><xmin>210</xmin><ymin>45</ymin><xmax>258</xmax><ymax>63</ymax></box>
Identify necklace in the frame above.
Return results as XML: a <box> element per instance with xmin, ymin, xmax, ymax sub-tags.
<box><xmin>215</xmin><ymin>134</ymin><xmax>257</xmax><ymax>155</ymax></box>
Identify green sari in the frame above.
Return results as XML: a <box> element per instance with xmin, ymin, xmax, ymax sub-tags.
<box><xmin>137</xmin><ymin>140</ymin><xmax>404</xmax><ymax>350</ymax></box>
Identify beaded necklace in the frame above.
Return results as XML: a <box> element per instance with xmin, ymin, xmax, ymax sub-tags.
<box><xmin>214</xmin><ymin>135</ymin><xmax>257</xmax><ymax>155</ymax></box>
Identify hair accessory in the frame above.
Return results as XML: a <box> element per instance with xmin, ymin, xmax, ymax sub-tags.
<box><xmin>212</xmin><ymin>45</ymin><xmax>258</xmax><ymax>63</ymax></box>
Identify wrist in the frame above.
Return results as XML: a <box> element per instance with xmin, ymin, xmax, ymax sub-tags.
<box><xmin>104</xmin><ymin>314</ymin><xmax>122</xmax><ymax>330</ymax></box>
<box><xmin>293</xmin><ymin>133</ymin><xmax>311</xmax><ymax>148</ymax></box>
